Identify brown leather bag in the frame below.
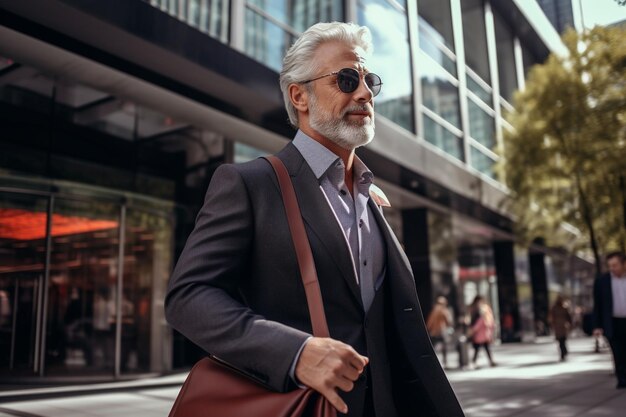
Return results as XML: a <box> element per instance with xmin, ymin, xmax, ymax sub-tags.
<box><xmin>168</xmin><ymin>156</ymin><xmax>337</xmax><ymax>417</ymax></box>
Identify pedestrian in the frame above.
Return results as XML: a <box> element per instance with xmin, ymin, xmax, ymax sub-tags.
<box><xmin>426</xmin><ymin>296</ymin><xmax>453</xmax><ymax>369</ymax></box>
<box><xmin>501</xmin><ymin>308</ymin><xmax>515</xmax><ymax>342</ymax></box>
<box><xmin>468</xmin><ymin>295</ymin><xmax>496</xmax><ymax>368</ymax></box>
<box><xmin>549</xmin><ymin>295</ymin><xmax>572</xmax><ymax>361</ymax></box>
<box><xmin>165</xmin><ymin>22</ymin><xmax>464</xmax><ymax>417</ymax></box>
<box><xmin>593</xmin><ymin>251</ymin><xmax>626</xmax><ymax>389</ymax></box>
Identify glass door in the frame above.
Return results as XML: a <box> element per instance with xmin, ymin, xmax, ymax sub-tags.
<box><xmin>0</xmin><ymin>192</ymin><xmax>49</xmax><ymax>376</ymax></box>
<box><xmin>44</xmin><ymin>197</ymin><xmax>120</xmax><ymax>376</ymax></box>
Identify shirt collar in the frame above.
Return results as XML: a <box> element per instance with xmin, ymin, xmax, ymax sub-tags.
<box><xmin>292</xmin><ymin>130</ymin><xmax>374</xmax><ymax>194</ymax></box>
<box><xmin>292</xmin><ymin>130</ymin><xmax>338</xmax><ymax>180</ymax></box>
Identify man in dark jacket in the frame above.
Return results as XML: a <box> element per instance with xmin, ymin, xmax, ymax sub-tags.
<box><xmin>594</xmin><ymin>252</ymin><xmax>626</xmax><ymax>389</ymax></box>
<box><xmin>165</xmin><ymin>21</ymin><xmax>464</xmax><ymax>416</ymax></box>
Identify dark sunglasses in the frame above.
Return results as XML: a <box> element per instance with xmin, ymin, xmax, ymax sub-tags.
<box><xmin>301</xmin><ymin>68</ymin><xmax>383</xmax><ymax>97</ymax></box>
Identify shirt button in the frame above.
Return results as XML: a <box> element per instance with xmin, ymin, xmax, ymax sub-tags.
<box><xmin>363</xmin><ymin>260</ymin><xmax>368</xmax><ymax>266</ymax></box>
<box><xmin>340</xmin><ymin>189</ymin><xmax>347</xmax><ymax>196</ymax></box>
<box><xmin>359</xmin><ymin>219</ymin><xmax>364</xmax><ymax>228</ymax></box>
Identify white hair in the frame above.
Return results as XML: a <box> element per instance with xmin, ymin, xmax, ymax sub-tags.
<box><xmin>279</xmin><ymin>21</ymin><xmax>373</xmax><ymax>128</ymax></box>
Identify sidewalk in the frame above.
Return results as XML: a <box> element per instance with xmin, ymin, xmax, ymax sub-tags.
<box><xmin>0</xmin><ymin>337</ymin><xmax>622</xmax><ymax>417</ymax></box>
<box><xmin>446</xmin><ymin>337</ymin><xmax>625</xmax><ymax>416</ymax></box>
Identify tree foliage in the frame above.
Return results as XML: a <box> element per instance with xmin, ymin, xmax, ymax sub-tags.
<box><xmin>498</xmin><ymin>26</ymin><xmax>626</xmax><ymax>274</ymax></box>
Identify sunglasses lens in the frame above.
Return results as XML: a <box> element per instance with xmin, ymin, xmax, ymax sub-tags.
<box><xmin>365</xmin><ymin>73</ymin><xmax>382</xmax><ymax>97</ymax></box>
<box><xmin>337</xmin><ymin>69</ymin><xmax>360</xmax><ymax>93</ymax></box>
<box><xmin>334</xmin><ymin>69</ymin><xmax>382</xmax><ymax>97</ymax></box>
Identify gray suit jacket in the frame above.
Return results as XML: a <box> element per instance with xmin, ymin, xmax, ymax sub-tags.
<box><xmin>165</xmin><ymin>143</ymin><xmax>464</xmax><ymax>416</ymax></box>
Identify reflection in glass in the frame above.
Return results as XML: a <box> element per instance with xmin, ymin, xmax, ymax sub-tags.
<box><xmin>521</xmin><ymin>43</ymin><xmax>538</xmax><ymax>79</ymax></box>
<box><xmin>6</xmin><ymin>72</ymin><xmax>109</xmax><ymax>109</ymax></box>
<box><xmin>466</xmin><ymin>73</ymin><xmax>492</xmax><ymax>107</ymax></box>
<box><xmin>514</xmin><ymin>246</ymin><xmax>535</xmax><ymax>337</ymax></box>
<box><xmin>122</xmin><ymin>209</ymin><xmax>173</xmax><ymax>374</ymax></box>
<box><xmin>420</xmin><ymin>53</ymin><xmax>460</xmax><ymax>129</ymax></box>
<box><xmin>427</xmin><ymin>210</ymin><xmax>460</xmax><ymax>318</ymax></box>
<box><xmin>0</xmin><ymin>185</ymin><xmax>175</xmax><ymax>377</ymax></box>
<box><xmin>0</xmin><ymin>193</ymin><xmax>49</xmax><ymax>376</ymax></box>
<box><xmin>148</xmin><ymin>0</ymin><xmax>228</xmax><ymax>41</ymax></box>
<box><xmin>458</xmin><ymin>243</ymin><xmax>499</xmax><ymax>332</ymax></box>
<box><xmin>423</xmin><ymin>113</ymin><xmax>464</xmax><ymax>161</ymax></box>
<box><xmin>245</xmin><ymin>9</ymin><xmax>295</xmax><ymax>72</ymax></box>
<box><xmin>45</xmin><ymin>198</ymin><xmax>120</xmax><ymax>375</ymax></box>
<box><xmin>417</xmin><ymin>0</ymin><xmax>455</xmax><ymax>52</ymax></box>
<box><xmin>244</xmin><ymin>0</ymin><xmax>342</xmax><ymax>71</ymax></box>
<box><xmin>418</xmin><ymin>21</ymin><xmax>457</xmax><ymax>77</ymax></box>
<box><xmin>461</xmin><ymin>0</ymin><xmax>490</xmax><ymax>84</ymax></box>
<box><xmin>501</xmin><ymin>99</ymin><xmax>513</xmax><ymax>125</ymax></box>
<box><xmin>359</xmin><ymin>0</ymin><xmax>414</xmax><ymax>132</ymax></box>
<box><xmin>247</xmin><ymin>0</ymin><xmax>342</xmax><ymax>33</ymax></box>
<box><xmin>470</xmin><ymin>145</ymin><xmax>496</xmax><ymax>179</ymax></box>
<box><xmin>81</xmin><ymin>103</ymin><xmax>187</xmax><ymax>142</ymax></box>
<box><xmin>467</xmin><ymin>99</ymin><xmax>495</xmax><ymax>149</ymax></box>
<box><xmin>493</xmin><ymin>10</ymin><xmax>517</xmax><ymax>102</ymax></box>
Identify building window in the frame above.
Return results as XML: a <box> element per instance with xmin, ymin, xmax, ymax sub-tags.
<box><xmin>244</xmin><ymin>0</ymin><xmax>343</xmax><ymax>72</ymax></box>
<box><xmin>493</xmin><ymin>10</ymin><xmax>517</xmax><ymax>102</ymax></box>
<box><xmin>420</xmin><ymin>52</ymin><xmax>461</xmax><ymax>130</ymax></box>
<box><xmin>248</xmin><ymin>0</ymin><xmax>343</xmax><ymax>33</ymax></box>
<box><xmin>244</xmin><ymin>9</ymin><xmax>297</xmax><ymax>72</ymax></box>
<box><xmin>521</xmin><ymin>43</ymin><xmax>539</xmax><ymax>80</ymax></box>
<box><xmin>470</xmin><ymin>145</ymin><xmax>496</xmax><ymax>179</ymax></box>
<box><xmin>418</xmin><ymin>17</ymin><xmax>457</xmax><ymax>78</ymax></box>
<box><xmin>417</xmin><ymin>0</ymin><xmax>455</xmax><ymax>52</ymax></box>
<box><xmin>423</xmin><ymin>113</ymin><xmax>464</xmax><ymax>161</ymax></box>
<box><xmin>466</xmin><ymin>70</ymin><xmax>493</xmax><ymax>107</ymax></box>
<box><xmin>359</xmin><ymin>0</ymin><xmax>414</xmax><ymax>132</ymax></box>
<box><xmin>0</xmin><ymin>193</ymin><xmax>49</xmax><ymax>375</ymax></box>
<box><xmin>501</xmin><ymin>99</ymin><xmax>514</xmax><ymax>126</ymax></box>
<box><xmin>147</xmin><ymin>0</ymin><xmax>229</xmax><ymax>42</ymax></box>
<box><xmin>0</xmin><ymin>185</ymin><xmax>173</xmax><ymax>377</ymax></box>
<box><xmin>461</xmin><ymin>0</ymin><xmax>491</xmax><ymax>85</ymax></box>
<box><xmin>467</xmin><ymin>98</ymin><xmax>495</xmax><ymax>150</ymax></box>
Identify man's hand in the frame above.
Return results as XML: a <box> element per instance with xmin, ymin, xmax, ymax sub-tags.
<box><xmin>295</xmin><ymin>337</ymin><xmax>368</xmax><ymax>414</ymax></box>
<box><xmin>593</xmin><ymin>328</ymin><xmax>604</xmax><ymax>337</ymax></box>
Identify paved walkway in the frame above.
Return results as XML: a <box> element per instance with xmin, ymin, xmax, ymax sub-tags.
<box><xmin>0</xmin><ymin>337</ymin><xmax>623</xmax><ymax>417</ymax></box>
<box><xmin>446</xmin><ymin>337</ymin><xmax>624</xmax><ymax>416</ymax></box>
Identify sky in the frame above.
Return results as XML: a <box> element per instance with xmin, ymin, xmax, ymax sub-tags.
<box><xmin>572</xmin><ymin>0</ymin><xmax>626</xmax><ymax>29</ymax></box>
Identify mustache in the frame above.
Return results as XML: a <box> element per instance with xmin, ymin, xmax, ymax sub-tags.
<box><xmin>342</xmin><ymin>104</ymin><xmax>373</xmax><ymax>117</ymax></box>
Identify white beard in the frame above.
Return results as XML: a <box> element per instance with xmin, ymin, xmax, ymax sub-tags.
<box><xmin>308</xmin><ymin>93</ymin><xmax>375</xmax><ymax>150</ymax></box>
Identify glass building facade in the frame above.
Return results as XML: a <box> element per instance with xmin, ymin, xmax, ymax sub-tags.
<box><xmin>0</xmin><ymin>0</ymin><xmax>593</xmax><ymax>379</ymax></box>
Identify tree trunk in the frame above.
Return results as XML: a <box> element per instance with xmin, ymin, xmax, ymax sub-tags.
<box><xmin>575</xmin><ymin>170</ymin><xmax>602</xmax><ymax>277</ymax></box>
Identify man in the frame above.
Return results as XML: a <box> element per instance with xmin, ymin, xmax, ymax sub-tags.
<box><xmin>165</xmin><ymin>21</ymin><xmax>464</xmax><ymax>416</ymax></box>
<box><xmin>594</xmin><ymin>252</ymin><xmax>626</xmax><ymax>389</ymax></box>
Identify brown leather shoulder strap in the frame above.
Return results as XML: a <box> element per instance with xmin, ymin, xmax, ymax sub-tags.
<box><xmin>263</xmin><ymin>156</ymin><xmax>330</xmax><ymax>338</ymax></box>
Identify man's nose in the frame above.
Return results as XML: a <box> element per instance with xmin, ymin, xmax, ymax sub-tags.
<box><xmin>353</xmin><ymin>76</ymin><xmax>373</xmax><ymax>103</ymax></box>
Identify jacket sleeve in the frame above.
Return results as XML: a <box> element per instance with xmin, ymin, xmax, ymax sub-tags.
<box><xmin>164</xmin><ymin>163</ymin><xmax>310</xmax><ymax>392</ymax></box>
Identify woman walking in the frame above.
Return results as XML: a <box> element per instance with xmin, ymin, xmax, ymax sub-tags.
<box><xmin>469</xmin><ymin>296</ymin><xmax>496</xmax><ymax>368</ymax></box>
<box><xmin>549</xmin><ymin>295</ymin><xmax>572</xmax><ymax>361</ymax></box>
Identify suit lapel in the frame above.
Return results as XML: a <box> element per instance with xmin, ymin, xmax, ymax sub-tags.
<box><xmin>367</xmin><ymin>199</ymin><xmax>414</xmax><ymax>283</ymax></box>
<box><xmin>276</xmin><ymin>144</ymin><xmax>363</xmax><ymax>309</ymax></box>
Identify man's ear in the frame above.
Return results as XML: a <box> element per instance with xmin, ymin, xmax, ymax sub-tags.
<box><xmin>288</xmin><ymin>83</ymin><xmax>309</xmax><ymax>113</ymax></box>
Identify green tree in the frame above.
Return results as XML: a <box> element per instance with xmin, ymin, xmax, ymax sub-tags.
<box><xmin>499</xmin><ymin>26</ymin><xmax>626</xmax><ymax>276</ymax></box>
